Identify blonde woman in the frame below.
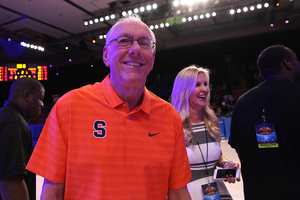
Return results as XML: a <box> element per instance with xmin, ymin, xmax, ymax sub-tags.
<box><xmin>171</xmin><ymin>65</ymin><xmax>240</xmax><ymax>200</ymax></box>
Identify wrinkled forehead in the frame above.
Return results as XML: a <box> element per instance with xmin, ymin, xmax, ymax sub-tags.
<box><xmin>106</xmin><ymin>19</ymin><xmax>153</xmax><ymax>44</ymax></box>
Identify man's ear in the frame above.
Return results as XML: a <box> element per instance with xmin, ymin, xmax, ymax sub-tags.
<box><xmin>283</xmin><ymin>59</ymin><xmax>293</xmax><ymax>71</ymax></box>
<box><xmin>103</xmin><ymin>46</ymin><xmax>109</xmax><ymax>67</ymax></box>
<box><xmin>23</xmin><ymin>91</ymin><xmax>30</xmax><ymax>102</ymax></box>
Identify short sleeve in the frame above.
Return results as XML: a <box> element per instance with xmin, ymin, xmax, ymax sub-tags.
<box><xmin>168</xmin><ymin>119</ymin><xmax>191</xmax><ymax>189</ymax></box>
<box><xmin>26</xmin><ymin>102</ymin><xmax>68</xmax><ymax>183</ymax></box>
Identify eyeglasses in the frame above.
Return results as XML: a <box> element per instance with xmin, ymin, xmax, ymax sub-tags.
<box><xmin>107</xmin><ymin>36</ymin><xmax>156</xmax><ymax>50</ymax></box>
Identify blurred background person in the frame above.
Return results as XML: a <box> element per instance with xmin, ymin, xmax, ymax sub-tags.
<box><xmin>171</xmin><ymin>65</ymin><xmax>240</xmax><ymax>200</ymax></box>
<box><xmin>229</xmin><ymin>45</ymin><xmax>300</xmax><ymax>199</ymax></box>
<box><xmin>0</xmin><ymin>77</ymin><xmax>45</xmax><ymax>200</ymax></box>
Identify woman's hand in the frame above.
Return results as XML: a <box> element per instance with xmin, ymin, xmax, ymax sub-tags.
<box><xmin>223</xmin><ymin>162</ymin><xmax>240</xmax><ymax>183</ymax></box>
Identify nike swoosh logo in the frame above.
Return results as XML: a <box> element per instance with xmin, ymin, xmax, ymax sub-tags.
<box><xmin>149</xmin><ymin>132</ymin><xmax>160</xmax><ymax>137</ymax></box>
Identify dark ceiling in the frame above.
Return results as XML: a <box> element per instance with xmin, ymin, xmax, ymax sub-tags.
<box><xmin>0</xmin><ymin>0</ymin><xmax>299</xmax><ymax>66</ymax></box>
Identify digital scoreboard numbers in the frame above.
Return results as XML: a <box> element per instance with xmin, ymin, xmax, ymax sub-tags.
<box><xmin>0</xmin><ymin>64</ymin><xmax>47</xmax><ymax>81</ymax></box>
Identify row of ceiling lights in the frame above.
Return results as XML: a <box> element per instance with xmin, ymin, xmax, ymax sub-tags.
<box><xmin>83</xmin><ymin>3</ymin><xmax>158</xmax><ymax>26</ymax></box>
<box><xmin>20</xmin><ymin>41</ymin><xmax>45</xmax><ymax>51</ymax></box>
<box><xmin>95</xmin><ymin>2</ymin><xmax>270</xmax><ymax>41</ymax></box>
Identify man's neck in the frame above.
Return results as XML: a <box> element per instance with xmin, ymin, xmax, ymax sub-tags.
<box><xmin>111</xmin><ymin>81</ymin><xmax>144</xmax><ymax>112</ymax></box>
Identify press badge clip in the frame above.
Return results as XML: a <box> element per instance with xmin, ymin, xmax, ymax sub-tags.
<box><xmin>254</xmin><ymin>109</ymin><xmax>279</xmax><ymax>148</ymax></box>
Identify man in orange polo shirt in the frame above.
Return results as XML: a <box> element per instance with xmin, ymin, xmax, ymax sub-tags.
<box><xmin>27</xmin><ymin>14</ymin><xmax>191</xmax><ymax>200</ymax></box>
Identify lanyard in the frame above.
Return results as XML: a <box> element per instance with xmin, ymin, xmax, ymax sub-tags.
<box><xmin>196</xmin><ymin>126</ymin><xmax>210</xmax><ymax>184</ymax></box>
<box><xmin>257</xmin><ymin>80</ymin><xmax>288</xmax><ymax>124</ymax></box>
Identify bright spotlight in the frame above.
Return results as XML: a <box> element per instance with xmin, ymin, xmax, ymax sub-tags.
<box><xmin>205</xmin><ymin>13</ymin><xmax>210</xmax><ymax>18</ymax></box>
<box><xmin>194</xmin><ymin>15</ymin><xmax>198</xmax><ymax>20</ymax></box>
<box><xmin>200</xmin><ymin>14</ymin><xmax>204</xmax><ymax>19</ymax></box>
<box><xmin>105</xmin><ymin>16</ymin><xmax>109</xmax><ymax>20</ymax></box>
<box><xmin>212</xmin><ymin>12</ymin><xmax>216</xmax><ymax>17</ymax></box>
<box><xmin>182</xmin><ymin>17</ymin><xmax>187</xmax><ymax>22</ymax></box>
<box><xmin>243</xmin><ymin>7</ymin><xmax>248</xmax><ymax>12</ymax></box>
<box><xmin>111</xmin><ymin>14</ymin><xmax>115</xmax><ymax>19</ymax></box>
<box><xmin>155</xmin><ymin>25</ymin><xmax>159</xmax><ymax>29</ymax></box>
<box><xmin>165</xmin><ymin>23</ymin><xmax>169</xmax><ymax>27</ymax></box>
<box><xmin>264</xmin><ymin>3</ymin><xmax>269</xmax><ymax>8</ymax></box>
<box><xmin>100</xmin><ymin>17</ymin><xmax>104</xmax><ymax>22</ymax></box>
<box><xmin>257</xmin><ymin>4</ymin><xmax>262</xmax><ymax>9</ymax></box>
<box><xmin>160</xmin><ymin>23</ymin><xmax>164</xmax><ymax>28</ymax></box>
<box><xmin>140</xmin><ymin>7</ymin><xmax>145</xmax><ymax>12</ymax></box>
<box><xmin>150</xmin><ymin>25</ymin><xmax>154</xmax><ymax>30</ymax></box>
<box><xmin>237</xmin><ymin>8</ymin><xmax>241</xmax><ymax>13</ymax></box>
<box><xmin>230</xmin><ymin>9</ymin><xmax>235</xmax><ymax>15</ymax></box>
<box><xmin>89</xmin><ymin>20</ymin><xmax>93</xmax><ymax>25</ymax></box>
<box><xmin>84</xmin><ymin>21</ymin><xmax>89</xmax><ymax>26</ymax></box>
<box><xmin>153</xmin><ymin>4</ymin><xmax>157</xmax><ymax>9</ymax></box>
<box><xmin>134</xmin><ymin>8</ymin><xmax>139</xmax><ymax>13</ymax></box>
<box><xmin>146</xmin><ymin>5</ymin><xmax>151</xmax><ymax>10</ymax></box>
<box><xmin>173</xmin><ymin>0</ymin><xmax>179</xmax><ymax>6</ymax></box>
<box><xmin>250</xmin><ymin>6</ymin><xmax>255</xmax><ymax>11</ymax></box>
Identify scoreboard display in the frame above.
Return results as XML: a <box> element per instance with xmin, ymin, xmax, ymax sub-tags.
<box><xmin>0</xmin><ymin>64</ymin><xmax>47</xmax><ymax>81</ymax></box>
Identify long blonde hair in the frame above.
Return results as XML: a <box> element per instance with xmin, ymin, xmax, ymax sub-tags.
<box><xmin>171</xmin><ymin>65</ymin><xmax>221</xmax><ymax>145</ymax></box>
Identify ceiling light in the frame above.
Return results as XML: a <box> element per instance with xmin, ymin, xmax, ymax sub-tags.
<box><xmin>188</xmin><ymin>17</ymin><xmax>192</xmax><ymax>21</ymax></box>
<box><xmin>182</xmin><ymin>17</ymin><xmax>187</xmax><ymax>22</ymax></box>
<box><xmin>250</xmin><ymin>6</ymin><xmax>255</xmax><ymax>11</ymax></box>
<box><xmin>122</xmin><ymin>11</ymin><xmax>127</xmax><ymax>16</ymax></box>
<box><xmin>140</xmin><ymin>7</ymin><xmax>145</xmax><ymax>12</ymax></box>
<box><xmin>165</xmin><ymin>23</ymin><xmax>169</xmax><ymax>27</ymax></box>
<box><xmin>92</xmin><ymin>36</ymin><xmax>96</xmax><ymax>43</ymax></box>
<box><xmin>134</xmin><ymin>8</ymin><xmax>139</xmax><ymax>13</ymax></box>
<box><xmin>94</xmin><ymin>18</ymin><xmax>99</xmax><ymax>23</ymax></box>
<box><xmin>200</xmin><ymin>14</ymin><xmax>204</xmax><ymax>19</ymax></box>
<box><xmin>155</xmin><ymin>25</ymin><xmax>159</xmax><ymax>29</ymax></box>
<box><xmin>193</xmin><ymin>15</ymin><xmax>198</xmax><ymax>20</ymax></box>
<box><xmin>110</xmin><ymin>14</ymin><xmax>115</xmax><ymax>19</ymax></box>
<box><xmin>150</xmin><ymin>25</ymin><xmax>154</xmax><ymax>30</ymax></box>
<box><xmin>212</xmin><ymin>12</ymin><xmax>216</xmax><ymax>17</ymax></box>
<box><xmin>84</xmin><ymin>21</ymin><xmax>88</xmax><ymax>26</ymax></box>
<box><xmin>160</xmin><ymin>23</ymin><xmax>164</xmax><ymax>28</ymax></box>
<box><xmin>128</xmin><ymin>10</ymin><xmax>133</xmax><ymax>15</ymax></box>
<box><xmin>264</xmin><ymin>3</ymin><xmax>269</xmax><ymax>8</ymax></box>
<box><xmin>205</xmin><ymin>13</ymin><xmax>210</xmax><ymax>18</ymax></box>
<box><xmin>229</xmin><ymin>9</ymin><xmax>235</xmax><ymax>15</ymax></box>
<box><xmin>153</xmin><ymin>4</ymin><xmax>157</xmax><ymax>9</ymax></box>
<box><xmin>89</xmin><ymin>20</ymin><xmax>93</xmax><ymax>25</ymax></box>
<box><xmin>105</xmin><ymin>15</ymin><xmax>109</xmax><ymax>20</ymax></box>
<box><xmin>237</xmin><ymin>8</ymin><xmax>241</xmax><ymax>13</ymax></box>
<box><xmin>100</xmin><ymin>17</ymin><xmax>104</xmax><ymax>22</ymax></box>
<box><xmin>257</xmin><ymin>4</ymin><xmax>262</xmax><ymax>9</ymax></box>
<box><xmin>146</xmin><ymin>5</ymin><xmax>151</xmax><ymax>10</ymax></box>
<box><xmin>173</xmin><ymin>0</ymin><xmax>180</xmax><ymax>6</ymax></box>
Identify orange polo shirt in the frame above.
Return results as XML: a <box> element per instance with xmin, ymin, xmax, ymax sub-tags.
<box><xmin>27</xmin><ymin>75</ymin><xmax>191</xmax><ymax>200</ymax></box>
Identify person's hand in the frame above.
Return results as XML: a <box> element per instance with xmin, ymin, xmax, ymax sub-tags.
<box><xmin>223</xmin><ymin>162</ymin><xmax>240</xmax><ymax>183</ymax></box>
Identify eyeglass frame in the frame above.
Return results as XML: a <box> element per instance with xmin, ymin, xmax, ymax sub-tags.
<box><xmin>106</xmin><ymin>36</ymin><xmax>156</xmax><ymax>50</ymax></box>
